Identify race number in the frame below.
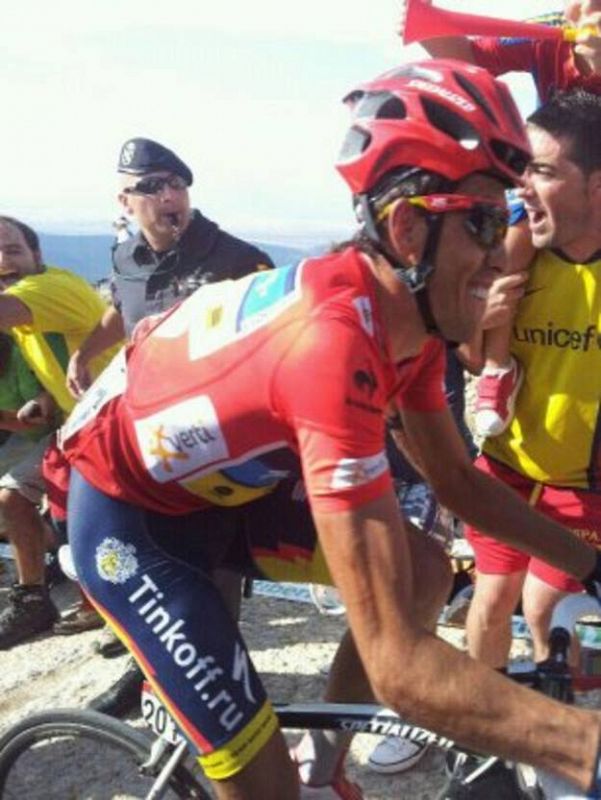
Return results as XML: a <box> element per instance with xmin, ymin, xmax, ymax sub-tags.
<box><xmin>140</xmin><ymin>682</ymin><xmax>183</xmax><ymax>746</ymax></box>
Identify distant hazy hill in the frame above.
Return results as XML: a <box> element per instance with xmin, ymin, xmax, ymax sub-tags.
<box><xmin>39</xmin><ymin>233</ymin><xmax>312</xmax><ymax>285</ymax></box>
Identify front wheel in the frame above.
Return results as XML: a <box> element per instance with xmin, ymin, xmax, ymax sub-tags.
<box><xmin>0</xmin><ymin>709</ymin><xmax>210</xmax><ymax>799</ymax></box>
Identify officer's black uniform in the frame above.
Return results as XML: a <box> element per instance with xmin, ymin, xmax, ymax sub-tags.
<box><xmin>112</xmin><ymin>210</ymin><xmax>274</xmax><ymax>333</ymax></box>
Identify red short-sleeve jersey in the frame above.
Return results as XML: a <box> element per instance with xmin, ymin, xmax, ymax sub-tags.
<box><xmin>61</xmin><ymin>249</ymin><xmax>446</xmax><ymax>515</ymax></box>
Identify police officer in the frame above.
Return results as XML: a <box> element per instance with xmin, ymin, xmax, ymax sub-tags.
<box><xmin>66</xmin><ymin>138</ymin><xmax>274</xmax><ymax>395</ymax></box>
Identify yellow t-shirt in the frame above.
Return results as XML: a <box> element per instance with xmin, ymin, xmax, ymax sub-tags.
<box><xmin>485</xmin><ymin>249</ymin><xmax>601</xmax><ymax>489</ymax></box>
<box><xmin>6</xmin><ymin>266</ymin><xmax>121</xmax><ymax>413</ymax></box>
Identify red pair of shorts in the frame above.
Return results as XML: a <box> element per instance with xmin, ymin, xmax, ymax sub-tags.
<box><xmin>466</xmin><ymin>454</ymin><xmax>601</xmax><ymax>592</ymax></box>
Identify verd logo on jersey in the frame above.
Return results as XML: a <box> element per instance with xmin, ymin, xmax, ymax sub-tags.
<box><xmin>134</xmin><ymin>395</ymin><xmax>229</xmax><ymax>483</ymax></box>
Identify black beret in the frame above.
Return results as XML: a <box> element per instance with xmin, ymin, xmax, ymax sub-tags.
<box><xmin>117</xmin><ymin>138</ymin><xmax>193</xmax><ymax>186</ymax></box>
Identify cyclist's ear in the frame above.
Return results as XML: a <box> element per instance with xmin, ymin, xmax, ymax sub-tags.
<box><xmin>385</xmin><ymin>198</ymin><xmax>427</xmax><ymax>268</ymax></box>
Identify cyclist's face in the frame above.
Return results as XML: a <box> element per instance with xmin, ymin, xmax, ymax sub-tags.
<box><xmin>519</xmin><ymin>125</ymin><xmax>599</xmax><ymax>259</ymax></box>
<box><xmin>427</xmin><ymin>174</ymin><xmax>507</xmax><ymax>343</ymax></box>
<box><xmin>118</xmin><ymin>171</ymin><xmax>192</xmax><ymax>250</ymax></box>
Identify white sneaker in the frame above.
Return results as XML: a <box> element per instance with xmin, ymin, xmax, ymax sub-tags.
<box><xmin>473</xmin><ymin>358</ymin><xmax>523</xmax><ymax>438</ymax></box>
<box><xmin>367</xmin><ymin>736</ymin><xmax>429</xmax><ymax>774</ymax></box>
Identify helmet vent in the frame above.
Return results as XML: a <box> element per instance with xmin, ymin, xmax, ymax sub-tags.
<box><xmin>493</xmin><ymin>82</ymin><xmax>526</xmax><ymax>138</ymax></box>
<box><xmin>353</xmin><ymin>91</ymin><xmax>407</xmax><ymax>121</ymax></box>
<box><xmin>338</xmin><ymin>126</ymin><xmax>372</xmax><ymax>163</ymax></box>
<box><xmin>453</xmin><ymin>72</ymin><xmax>497</xmax><ymax>124</ymax></box>
<box><xmin>421</xmin><ymin>96</ymin><xmax>481</xmax><ymax>151</ymax></box>
<box><xmin>491</xmin><ymin>139</ymin><xmax>530</xmax><ymax>176</ymax></box>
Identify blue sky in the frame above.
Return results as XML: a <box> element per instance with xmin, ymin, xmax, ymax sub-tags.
<box><xmin>2</xmin><ymin>0</ymin><xmax>551</xmax><ymax>243</ymax></box>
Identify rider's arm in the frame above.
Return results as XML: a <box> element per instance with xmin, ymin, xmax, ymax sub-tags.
<box><xmin>66</xmin><ymin>305</ymin><xmax>125</xmax><ymax>398</ymax></box>
<box><xmin>313</xmin><ymin>491</ymin><xmax>600</xmax><ymax>789</ymax></box>
<box><xmin>401</xmin><ymin>404</ymin><xmax>595</xmax><ymax>580</ymax></box>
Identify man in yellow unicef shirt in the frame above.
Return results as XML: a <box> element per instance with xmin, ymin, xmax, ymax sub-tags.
<box><xmin>463</xmin><ymin>90</ymin><xmax>601</xmax><ymax>678</ymax></box>
<box><xmin>0</xmin><ymin>215</ymin><xmax>119</xmax><ymax>647</ymax></box>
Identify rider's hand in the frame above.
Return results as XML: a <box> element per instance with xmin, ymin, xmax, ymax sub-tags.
<box><xmin>66</xmin><ymin>350</ymin><xmax>91</xmax><ymax>399</ymax></box>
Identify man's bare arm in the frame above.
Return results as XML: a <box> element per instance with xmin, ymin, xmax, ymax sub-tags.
<box><xmin>314</xmin><ymin>494</ymin><xmax>600</xmax><ymax>788</ymax></box>
<box><xmin>0</xmin><ymin>295</ymin><xmax>33</xmax><ymax>328</ymax></box>
<box><xmin>66</xmin><ymin>305</ymin><xmax>125</xmax><ymax>398</ymax></box>
<box><xmin>420</xmin><ymin>36</ymin><xmax>475</xmax><ymax>61</ymax></box>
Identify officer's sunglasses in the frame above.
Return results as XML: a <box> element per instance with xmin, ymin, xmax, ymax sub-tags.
<box><xmin>377</xmin><ymin>194</ymin><xmax>509</xmax><ymax>251</ymax></box>
<box><xmin>123</xmin><ymin>174</ymin><xmax>188</xmax><ymax>196</ymax></box>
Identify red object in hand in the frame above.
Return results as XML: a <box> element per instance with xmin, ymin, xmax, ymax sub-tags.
<box><xmin>402</xmin><ymin>0</ymin><xmax>566</xmax><ymax>45</ymax></box>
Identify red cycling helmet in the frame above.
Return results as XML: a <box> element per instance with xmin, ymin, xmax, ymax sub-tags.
<box><xmin>336</xmin><ymin>59</ymin><xmax>530</xmax><ymax>196</ymax></box>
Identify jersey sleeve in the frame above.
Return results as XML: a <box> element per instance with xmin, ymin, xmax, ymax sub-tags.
<box><xmin>471</xmin><ymin>36</ymin><xmax>538</xmax><ymax>76</ymax></box>
<box><xmin>394</xmin><ymin>339</ymin><xmax>447</xmax><ymax>413</ymax></box>
<box><xmin>6</xmin><ymin>269</ymin><xmax>107</xmax><ymax>334</ymax></box>
<box><xmin>273</xmin><ymin>317</ymin><xmax>393</xmax><ymax>514</ymax></box>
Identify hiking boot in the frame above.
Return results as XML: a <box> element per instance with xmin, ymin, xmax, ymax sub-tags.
<box><xmin>0</xmin><ymin>583</ymin><xmax>58</xmax><ymax>649</ymax></box>
<box><xmin>474</xmin><ymin>358</ymin><xmax>523</xmax><ymax>438</ymax></box>
<box><xmin>92</xmin><ymin>624</ymin><xmax>127</xmax><ymax>658</ymax></box>
<box><xmin>53</xmin><ymin>601</ymin><xmax>105</xmax><ymax>635</ymax></box>
<box><xmin>368</xmin><ymin>735</ymin><xmax>429</xmax><ymax>774</ymax></box>
<box><xmin>88</xmin><ymin>658</ymin><xmax>144</xmax><ymax>718</ymax></box>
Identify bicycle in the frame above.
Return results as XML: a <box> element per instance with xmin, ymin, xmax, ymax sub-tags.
<box><xmin>0</xmin><ymin>593</ymin><xmax>598</xmax><ymax>800</ymax></box>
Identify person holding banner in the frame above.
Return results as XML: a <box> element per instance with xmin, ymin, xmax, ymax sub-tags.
<box><xmin>402</xmin><ymin>0</ymin><xmax>601</xmax><ymax>104</ymax></box>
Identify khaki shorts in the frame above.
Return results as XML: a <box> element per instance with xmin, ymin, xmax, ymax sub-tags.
<box><xmin>0</xmin><ymin>434</ymin><xmax>50</xmax><ymax>531</ymax></box>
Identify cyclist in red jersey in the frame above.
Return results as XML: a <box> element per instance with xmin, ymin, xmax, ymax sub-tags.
<box><xmin>62</xmin><ymin>61</ymin><xmax>601</xmax><ymax>799</ymax></box>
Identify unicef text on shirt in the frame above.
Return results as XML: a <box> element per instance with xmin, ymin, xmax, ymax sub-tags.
<box><xmin>513</xmin><ymin>323</ymin><xmax>601</xmax><ymax>351</ymax></box>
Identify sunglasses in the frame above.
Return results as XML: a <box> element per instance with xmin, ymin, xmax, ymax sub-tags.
<box><xmin>377</xmin><ymin>194</ymin><xmax>509</xmax><ymax>251</ymax></box>
<box><xmin>123</xmin><ymin>174</ymin><xmax>188</xmax><ymax>196</ymax></box>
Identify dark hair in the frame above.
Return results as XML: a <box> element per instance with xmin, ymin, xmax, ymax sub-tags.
<box><xmin>528</xmin><ymin>90</ymin><xmax>601</xmax><ymax>176</ymax></box>
<box><xmin>0</xmin><ymin>216</ymin><xmax>40</xmax><ymax>254</ymax></box>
